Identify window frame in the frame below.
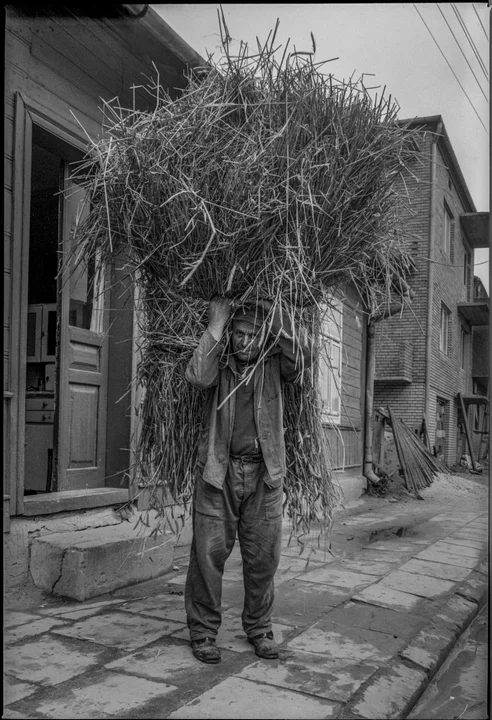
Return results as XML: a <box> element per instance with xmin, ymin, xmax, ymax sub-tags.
<box><xmin>319</xmin><ymin>300</ymin><xmax>343</xmax><ymax>424</ymax></box>
<box><xmin>440</xmin><ymin>303</ymin><xmax>451</xmax><ymax>356</ymax></box>
<box><xmin>443</xmin><ymin>203</ymin><xmax>453</xmax><ymax>257</ymax></box>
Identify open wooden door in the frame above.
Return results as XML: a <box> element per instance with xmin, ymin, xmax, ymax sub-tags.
<box><xmin>56</xmin><ymin>167</ymin><xmax>109</xmax><ymax>491</ymax></box>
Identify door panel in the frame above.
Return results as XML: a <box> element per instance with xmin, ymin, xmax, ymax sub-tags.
<box><xmin>57</xmin><ymin>170</ymin><xmax>108</xmax><ymax>491</ymax></box>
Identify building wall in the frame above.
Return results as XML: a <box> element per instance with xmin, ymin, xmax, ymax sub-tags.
<box><xmin>374</xmin><ymin>122</ymin><xmax>476</xmax><ymax>465</ymax></box>
<box><xmin>4</xmin><ymin>7</ymin><xmax>189</xmax><ymax>511</ymax></box>
<box><xmin>325</xmin><ymin>283</ymin><xmax>366</xmax><ymax>469</ymax></box>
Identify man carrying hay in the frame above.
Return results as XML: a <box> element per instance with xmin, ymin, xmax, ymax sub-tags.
<box><xmin>185</xmin><ymin>296</ymin><xmax>313</xmax><ymax>664</ymax></box>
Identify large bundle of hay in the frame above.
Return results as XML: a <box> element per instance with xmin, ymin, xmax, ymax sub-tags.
<box><xmin>70</xmin><ymin>20</ymin><xmax>421</xmax><ymax>538</ymax></box>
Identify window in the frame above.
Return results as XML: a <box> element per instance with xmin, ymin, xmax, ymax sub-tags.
<box><xmin>443</xmin><ymin>204</ymin><xmax>453</xmax><ymax>257</ymax></box>
<box><xmin>319</xmin><ymin>300</ymin><xmax>342</xmax><ymax>422</ymax></box>
<box><xmin>460</xmin><ymin>327</ymin><xmax>469</xmax><ymax>371</ymax></box>
<box><xmin>440</xmin><ymin>304</ymin><xmax>450</xmax><ymax>355</ymax></box>
<box><xmin>464</xmin><ymin>251</ymin><xmax>471</xmax><ymax>300</ymax></box>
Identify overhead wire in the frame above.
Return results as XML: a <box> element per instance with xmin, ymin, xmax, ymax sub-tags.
<box><xmin>473</xmin><ymin>3</ymin><xmax>489</xmax><ymax>41</ymax></box>
<box><xmin>413</xmin><ymin>4</ymin><xmax>488</xmax><ymax>133</ymax></box>
<box><xmin>436</xmin><ymin>3</ymin><xmax>488</xmax><ymax>101</ymax></box>
<box><xmin>451</xmin><ymin>3</ymin><xmax>489</xmax><ymax>79</ymax></box>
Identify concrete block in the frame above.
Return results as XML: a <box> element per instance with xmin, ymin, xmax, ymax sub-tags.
<box><xmin>336</xmin><ymin>472</ymin><xmax>367</xmax><ymax>507</ymax></box>
<box><xmin>349</xmin><ymin>661</ymin><xmax>428</xmax><ymax>719</ymax></box>
<box><xmin>399</xmin><ymin>623</ymin><xmax>457</xmax><ymax>670</ymax></box>
<box><xmin>433</xmin><ymin>594</ymin><xmax>478</xmax><ymax>633</ymax></box>
<box><xmin>455</xmin><ymin>570</ymin><xmax>489</xmax><ymax>606</ymax></box>
<box><xmin>166</xmin><ymin>676</ymin><xmax>341</xmax><ymax>718</ymax></box>
<box><xmin>30</xmin><ymin>523</ymin><xmax>177</xmax><ymax>600</ymax></box>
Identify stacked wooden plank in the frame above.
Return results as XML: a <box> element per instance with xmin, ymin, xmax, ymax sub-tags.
<box><xmin>388</xmin><ymin>407</ymin><xmax>450</xmax><ymax>496</ymax></box>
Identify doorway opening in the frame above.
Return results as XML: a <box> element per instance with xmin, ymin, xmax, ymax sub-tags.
<box><xmin>24</xmin><ymin>134</ymin><xmax>61</xmax><ymax>494</ymax></box>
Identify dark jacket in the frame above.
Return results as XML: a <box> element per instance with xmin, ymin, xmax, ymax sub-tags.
<box><xmin>185</xmin><ymin>326</ymin><xmax>313</xmax><ymax>489</ymax></box>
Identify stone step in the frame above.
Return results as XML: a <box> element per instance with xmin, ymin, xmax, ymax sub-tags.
<box><xmin>30</xmin><ymin>516</ymin><xmax>191</xmax><ymax>602</ymax></box>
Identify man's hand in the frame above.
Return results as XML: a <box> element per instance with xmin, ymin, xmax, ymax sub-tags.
<box><xmin>208</xmin><ymin>296</ymin><xmax>233</xmax><ymax>341</ymax></box>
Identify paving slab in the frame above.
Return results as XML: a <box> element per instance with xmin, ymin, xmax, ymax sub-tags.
<box><xmin>301</xmin><ymin>565</ymin><xmax>377</xmax><ymax>589</ymax></box>
<box><xmin>428</xmin><ymin>541</ymin><xmax>483</xmax><ymax>558</ymax></box>
<box><xmin>443</xmin><ymin>536</ymin><xmax>486</xmax><ymax>550</ymax></box>
<box><xmin>118</xmin><ymin>593</ymin><xmax>187</xmax><ymax>623</ymax></box>
<box><xmin>52</xmin><ymin>611</ymin><xmax>185</xmax><ymax>652</ymax></box>
<box><xmin>4</xmin><ymin>635</ymin><xmax>105</xmax><ymax>686</ymax></box>
<box><xmin>4</xmin><ymin>612</ymin><xmax>43</xmax><ymax>628</ymax></box>
<box><xmin>415</xmin><ymin>546</ymin><xmax>480</xmax><ymax>569</ymax></box>
<box><xmin>33</xmin><ymin>672</ymin><xmax>177</xmax><ymax>719</ymax></box>
<box><xmin>272</xmin><ymin>578</ymin><xmax>351</xmax><ymax>626</ymax></box>
<box><xmin>361</xmin><ymin>541</ymin><xmax>420</xmax><ymax>554</ymax></box>
<box><xmin>320</xmin><ymin>601</ymin><xmax>425</xmax><ymax>640</ymax></box>
<box><xmin>399</xmin><ymin>623</ymin><xmax>457</xmax><ymax>670</ymax></box>
<box><xmin>3</xmin><ymin>677</ymin><xmax>38</xmax><ymax>705</ymax></box>
<box><xmin>330</xmin><ymin>558</ymin><xmax>397</xmax><ymax>576</ymax></box>
<box><xmin>5</xmin><ymin>617</ymin><xmax>66</xmax><ymax>645</ymax></box>
<box><xmin>286</xmin><ymin>621</ymin><xmax>404</xmax><ymax>662</ymax></box>
<box><xmin>38</xmin><ymin>598</ymin><xmax>124</xmax><ymax>616</ymax></box>
<box><xmin>378</xmin><ymin>570</ymin><xmax>456</xmax><ymax>599</ymax></box>
<box><xmin>348</xmin><ymin>661</ymin><xmax>428</xmax><ymax>719</ymax></box>
<box><xmin>237</xmin><ymin>651</ymin><xmax>379</xmax><ymax>702</ymax></box>
<box><xmin>104</xmin><ymin>639</ymin><xmax>243</xmax><ymax>685</ymax></box>
<box><xmin>352</xmin><ymin>582</ymin><xmax>426</xmax><ymax>612</ymax></box>
<box><xmin>166</xmin><ymin>675</ymin><xmax>341</xmax><ymax>718</ymax></box>
<box><xmin>397</xmin><ymin>558</ymin><xmax>472</xmax><ymax>582</ymax></box>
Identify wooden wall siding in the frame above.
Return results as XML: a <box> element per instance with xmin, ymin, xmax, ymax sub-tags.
<box><xmin>324</xmin><ymin>426</ymin><xmax>361</xmax><ymax>469</ymax></box>
<box><xmin>4</xmin><ymin>6</ymin><xmax>195</xmax><ymax>508</ymax></box>
<box><xmin>323</xmin><ymin>283</ymin><xmax>364</xmax><ymax>469</ymax></box>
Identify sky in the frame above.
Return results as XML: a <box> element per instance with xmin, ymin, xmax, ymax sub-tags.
<box><xmin>153</xmin><ymin>3</ymin><xmax>490</xmax><ymax>291</ymax></box>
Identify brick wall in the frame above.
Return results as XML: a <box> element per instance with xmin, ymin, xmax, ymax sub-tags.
<box><xmin>374</xmin><ymin>122</ymin><xmax>476</xmax><ymax>465</ymax></box>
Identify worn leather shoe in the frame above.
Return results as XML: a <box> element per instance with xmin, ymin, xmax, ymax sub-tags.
<box><xmin>248</xmin><ymin>631</ymin><xmax>279</xmax><ymax>659</ymax></box>
<box><xmin>191</xmin><ymin>637</ymin><xmax>221</xmax><ymax>664</ymax></box>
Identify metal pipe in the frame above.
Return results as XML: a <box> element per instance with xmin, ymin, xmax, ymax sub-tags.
<box><xmin>424</xmin><ymin>122</ymin><xmax>442</xmax><ymax>432</ymax></box>
<box><xmin>363</xmin><ymin>320</ymin><xmax>380</xmax><ymax>484</ymax></box>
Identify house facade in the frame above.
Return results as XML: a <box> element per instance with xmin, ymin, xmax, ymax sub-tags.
<box><xmin>3</xmin><ymin>5</ymin><xmax>206</xmax><ymax>594</ymax></box>
<box><xmin>373</xmin><ymin>116</ymin><xmax>489</xmax><ymax>466</ymax></box>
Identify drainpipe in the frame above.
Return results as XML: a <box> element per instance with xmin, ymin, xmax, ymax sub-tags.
<box><xmin>424</xmin><ymin>122</ymin><xmax>442</xmax><ymax>431</ymax></box>
<box><xmin>363</xmin><ymin>318</ymin><xmax>380</xmax><ymax>484</ymax></box>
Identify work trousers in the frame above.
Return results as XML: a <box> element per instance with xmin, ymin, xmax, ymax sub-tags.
<box><xmin>185</xmin><ymin>457</ymin><xmax>283</xmax><ymax>641</ymax></box>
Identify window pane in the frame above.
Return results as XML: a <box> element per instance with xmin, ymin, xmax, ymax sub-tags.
<box><xmin>66</xmin><ymin>182</ymin><xmax>104</xmax><ymax>332</ymax></box>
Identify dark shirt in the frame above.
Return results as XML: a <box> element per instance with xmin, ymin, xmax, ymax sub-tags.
<box><xmin>229</xmin><ymin>363</ymin><xmax>260</xmax><ymax>456</ymax></box>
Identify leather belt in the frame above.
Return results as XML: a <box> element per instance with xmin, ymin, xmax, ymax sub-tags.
<box><xmin>230</xmin><ymin>453</ymin><xmax>264</xmax><ymax>464</ymax></box>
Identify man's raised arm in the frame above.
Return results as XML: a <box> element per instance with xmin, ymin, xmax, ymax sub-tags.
<box><xmin>185</xmin><ymin>297</ymin><xmax>232</xmax><ymax>389</ymax></box>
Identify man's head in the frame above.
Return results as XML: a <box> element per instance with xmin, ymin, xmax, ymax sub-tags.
<box><xmin>231</xmin><ymin>306</ymin><xmax>267</xmax><ymax>363</ymax></box>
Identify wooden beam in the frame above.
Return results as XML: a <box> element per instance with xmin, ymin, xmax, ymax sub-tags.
<box><xmin>458</xmin><ymin>392</ymin><xmax>477</xmax><ymax>471</ymax></box>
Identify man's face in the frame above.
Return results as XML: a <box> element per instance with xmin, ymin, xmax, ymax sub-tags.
<box><xmin>231</xmin><ymin>320</ymin><xmax>264</xmax><ymax>362</ymax></box>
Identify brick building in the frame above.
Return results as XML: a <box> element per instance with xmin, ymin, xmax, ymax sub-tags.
<box><xmin>374</xmin><ymin>116</ymin><xmax>489</xmax><ymax>466</ymax></box>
